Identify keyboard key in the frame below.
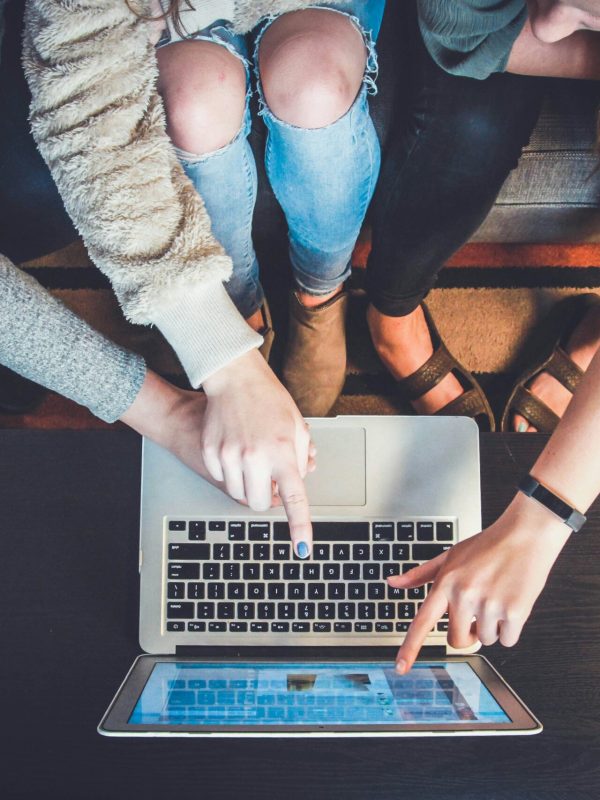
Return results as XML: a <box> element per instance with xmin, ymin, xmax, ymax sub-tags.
<box><xmin>348</xmin><ymin>583</ymin><xmax>365</xmax><ymax>599</ymax></box>
<box><xmin>228</xmin><ymin>521</ymin><xmax>246</xmax><ymax>540</ymax></box>
<box><xmin>227</xmin><ymin>583</ymin><xmax>245</xmax><ymax>600</ymax></box>
<box><xmin>436</xmin><ymin>521</ymin><xmax>454</xmax><ymax>541</ymax></box>
<box><xmin>243</xmin><ymin>563</ymin><xmax>260</xmax><ymax>580</ymax></box>
<box><xmin>208</xmin><ymin>521</ymin><xmax>226</xmax><ymax>532</ymax></box>
<box><xmin>247</xmin><ymin>583</ymin><xmax>264</xmax><ymax>600</ymax></box>
<box><xmin>207</xmin><ymin>583</ymin><xmax>225</xmax><ymax>600</ymax></box>
<box><xmin>168</xmin><ymin>520</ymin><xmax>186</xmax><ymax>532</ymax></box>
<box><xmin>273</xmin><ymin>544</ymin><xmax>291</xmax><ymax>561</ymax></box>
<box><xmin>278</xmin><ymin>603</ymin><xmax>295</xmax><ymax>620</ymax></box>
<box><xmin>298</xmin><ymin>603</ymin><xmax>316</xmax><ymax>620</ymax></box>
<box><xmin>437</xmin><ymin>621</ymin><xmax>449</xmax><ymax>632</ymax></box>
<box><xmin>398</xmin><ymin>602</ymin><xmax>416</xmax><ymax>619</ymax></box>
<box><xmin>249</xmin><ymin>522</ymin><xmax>270</xmax><ymax>541</ymax></box>
<box><xmin>168</xmin><ymin>563</ymin><xmax>199</xmax><ymax>580</ymax></box>
<box><xmin>217</xmin><ymin>602</ymin><xmax>235</xmax><ymax>619</ymax></box>
<box><xmin>223</xmin><ymin>563</ymin><xmax>240</xmax><ymax>580</ymax></box>
<box><xmin>362</xmin><ymin>563</ymin><xmax>380</xmax><ymax>581</ymax></box>
<box><xmin>339</xmin><ymin>603</ymin><xmax>356</xmax><ymax>620</ymax></box>
<box><xmin>396</xmin><ymin>621</ymin><xmax>410</xmax><ymax>633</ymax></box>
<box><xmin>238</xmin><ymin>603</ymin><xmax>255</xmax><ymax>620</ymax></box>
<box><xmin>169</xmin><ymin>543</ymin><xmax>209</xmax><ymax>560</ymax></box>
<box><xmin>358</xmin><ymin>603</ymin><xmax>375</xmax><ymax>620</ymax></box>
<box><xmin>272</xmin><ymin>522</ymin><xmax>290</xmax><ymax>541</ymax></box>
<box><xmin>343</xmin><ymin>564</ymin><xmax>360</xmax><ymax>580</ymax></box>
<box><xmin>308</xmin><ymin>583</ymin><xmax>325</xmax><ymax>600</ymax></box>
<box><xmin>233</xmin><ymin>543</ymin><xmax>250</xmax><ymax>560</ymax></box>
<box><xmin>387</xmin><ymin>586</ymin><xmax>406</xmax><ymax>600</ymax></box>
<box><xmin>303</xmin><ymin>564</ymin><xmax>320</xmax><ymax>580</ymax></box>
<box><xmin>393</xmin><ymin>544</ymin><xmax>410</xmax><ymax>561</ymax></box>
<box><xmin>397</xmin><ymin>522</ymin><xmax>415</xmax><ymax>541</ymax></box>
<box><xmin>323</xmin><ymin>564</ymin><xmax>340</xmax><ymax>580</ymax></box>
<box><xmin>203</xmin><ymin>563</ymin><xmax>220</xmax><ymax>580</ymax></box>
<box><xmin>288</xmin><ymin>583</ymin><xmax>305</xmax><ymax>600</ymax></box>
<box><xmin>383</xmin><ymin>563</ymin><xmax>400</xmax><ymax>578</ymax></box>
<box><xmin>372</xmin><ymin>544</ymin><xmax>391</xmax><ymax>561</ymax></box>
<box><xmin>167</xmin><ymin>621</ymin><xmax>185</xmax><ymax>631</ymax></box>
<box><xmin>253</xmin><ymin>544</ymin><xmax>270</xmax><ymax>561</ymax></box>
<box><xmin>209</xmin><ymin>621</ymin><xmax>227</xmax><ymax>632</ymax></box>
<box><xmin>314</xmin><ymin>544</ymin><xmax>330</xmax><ymax>560</ymax></box>
<box><xmin>263</xmin><ymin>564</ymin><xmax>280</xmax><ymax>581</ymax></box>
<box><xmin>327</xmin><ymin>583</ymin><xmax>345</xmax><ymax>600</ymax></box>
<box><xmin>376</xmin><ymin>622</ymin><xmax>393</xmax><ymax>632</ymax></box>
<box><xmin>354</xmin><ymin>622</ymin><xmax>373</xmax><ymax>632</ymax></box>
<box><xmin>312</xmin><ymin>522</ymin><xmax>370</xmax><ymax>541</ymax></box>
<box><xmin>293</xmin><ymin>622</ymin><xmax>310</xmax><ymax>633</ymax></box>
<box><xmin>333</xmin><ymin>544</ymin><xmax>350</xmax><ymax>560</ymax></box>
<box><xmin>402</xmin><ymin>562</ymin><xmax>419</xmax><ymax>574</ymax></box>
<box><xmin>212</xmin><ymin>543</ymin><xmax>230</xmax><ymax>560</ymax></box>
<box><xmin>412</xmin><ymin>544</ymin><xmax>450</xmax><ymax>561</ymax></box>
<box><xmin>367</xmin><ymin>582</ymin><xmax>385</xmax><ymax>600</ymax></box>
<box><xmin>187</xmin><ymin>621</ymin><xmax>206</xmax><ymax>632</ymax></box>
<box><xmin>318</xmin><ymin>603</ymin><xmax>335</xmax><ymax>619</ymax></box>
<box><xmin>417</xmin><ymin>522</ymin><xmax>435</xmax><ymax>541</ymax></box>
<box><xmin>284</xmin><ymin>563</ymin><xmax>300</xmax><ymax>580</ymax></box>
<box><xmin>267</xmin><ymin>584</ymin><xmax>285</xmax><ymax>600</ymax></box>
<box><xmin>408</xmin><ymin>586</ymin><xmax>426</xmax><ymax>601</ymax></box>
<box><xmin>258</xmin><ymin>603</ymin><xmax>275</xmax><ymax>620</ymax></box>
<box><xmin>167</xmin><ymin>602</ymin><xmax>194</xmax><ymax>619</ymax></box>
<box><xmin>335</xmin><ymin>622</ymin><xmax>352</xmax><ymax>633</ymax></box>
<box><xmin>352</xmin><ymin>544</ymin><xmax>370</xmax><ymax>561</ymax></box>
<box><xmin>229</xmin><ymin>622</ymin><xmax>247</xmax><ymax>632</ymax></box>
<box><xmin>197</xmin><ymin>602</ymin><xmax>215</xmax><ymax>619</ymax></box>
<box><xmin>271</xmin><ymin>622</ymin><xmax>289</xmax><ymax>633</ymax></box>
<box><xmin>373</xmin><ymin>522</ymin><xmax>395</xmax><ymax>541</ymax></box>
<box><xmin>187</xmin><ymin>582</ymin><xmax>205</xmax><ymax>600</ymax></box>
<box><xmin>189</xmin><ymin>521</ymin><xmax>206</xmax><ymax>540</ymax></box>
<box><xmin>313</xmin><ymin>623</ymin><xmax>332</xmax><ymax>633</ymax></box>
<box><xmin>378</xmin><ymin>602</ymin><xmax>395</xmax><ymax>620</ymax></box>
<box><xmin>167</xmin><ymin>582</ymin><xmax>185</xmax><ymax>599</ymax></box>
<box><xmin>251</xmin><ymin>622</ymin><xmax>268</xmax><ymax>632</ymax></box>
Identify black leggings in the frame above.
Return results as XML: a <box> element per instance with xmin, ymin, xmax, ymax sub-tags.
<box><xmin>367</xmin><ymin>6</ymin><xmax>545</xmax><ymax>317</ymax></box>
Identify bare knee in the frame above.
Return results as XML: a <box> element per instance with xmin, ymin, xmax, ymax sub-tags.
<box><xmin>258</xmin><ymin>9</ymin><xmax>366</xmax><ymax>129</ymax></box>
<box><xmin>157</xmin><ymin>40</ymin><xmax>247</xmax><ymax>156</ymax></box>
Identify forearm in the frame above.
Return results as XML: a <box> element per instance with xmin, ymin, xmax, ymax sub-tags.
<box><xmin>0</xmin><ymin>255</ymin><xmax>146</xmax><ymax>422</ymax></box>
<box><xmin>507</xmin><ymin>20</ymin><xmax>600</xmax><ymax>79</ymax></box>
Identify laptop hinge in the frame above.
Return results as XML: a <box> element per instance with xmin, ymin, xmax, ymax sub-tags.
<box><xmin>174</xmin><ymin>645</ymin><xmax>446</xmax><ymax>658</ymax></box>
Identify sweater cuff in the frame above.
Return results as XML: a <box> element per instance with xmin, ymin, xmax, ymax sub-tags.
<box><xmin>151</xmin><ymin>281</ymin><xmax>263</xmax><ymax>387</ymax></box>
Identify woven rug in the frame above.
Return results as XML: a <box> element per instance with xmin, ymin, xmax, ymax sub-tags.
<box><xmin>2</xmin><ymin>237</ymin><xmax>600</xmax><ymax>429</ymax></box>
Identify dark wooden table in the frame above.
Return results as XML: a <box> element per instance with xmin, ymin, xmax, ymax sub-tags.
<box><xmin>1</xmin><ymin>430</ymin><xmax>599</xmax><ymax>800</ymax></box>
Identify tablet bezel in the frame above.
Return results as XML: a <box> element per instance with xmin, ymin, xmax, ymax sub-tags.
<box><xmin>98</xmin><ymin>653</ymin><xmax>542</xmax><ymax>736</ymax></box>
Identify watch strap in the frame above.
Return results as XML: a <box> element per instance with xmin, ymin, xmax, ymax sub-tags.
<box><xmin>518</xmin><ymin>475</ymin><xmax>586</xmax><ymax>533</ymax></box>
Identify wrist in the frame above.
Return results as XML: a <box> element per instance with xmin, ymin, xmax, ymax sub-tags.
<box><xmin>502</xmin><ymin>491</ymin><xmax>572</xmax><ymax>550</ymax></box>
<box><xmin>202</xmin><ymin>348</ymin><xmax>266</xmax><ymax>397</ymax></box>
<box><xmin>120</xmin><ymin>370</ymin><xmax>184</xmax><ymax>446</ymax></box>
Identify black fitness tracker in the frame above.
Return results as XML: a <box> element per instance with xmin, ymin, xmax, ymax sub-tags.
<box><xmin>518</xmin><ymin>475</ymin><xmax>587</xmax><ymax>533</ymax></box>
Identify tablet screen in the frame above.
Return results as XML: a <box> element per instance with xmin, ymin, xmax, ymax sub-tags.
<box><xmin>129</xmin><ymin>661</ymin><xmax>510</xmax><ymax>727</ymax></box>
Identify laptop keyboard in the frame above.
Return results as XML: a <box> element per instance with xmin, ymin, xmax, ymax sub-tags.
<box><xmin>165</xmin><ymin>519</ymin><xmax>452</xmax><ymax>637</ymax></box>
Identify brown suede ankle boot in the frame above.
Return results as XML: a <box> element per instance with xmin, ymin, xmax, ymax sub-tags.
<box><xmin>282</xmin><ymin>290</ymin><xmax>349</xmax><ymax>416</ymax></box>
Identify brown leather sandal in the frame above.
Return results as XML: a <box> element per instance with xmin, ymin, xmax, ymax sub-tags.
<box><xmin>397</xmin><ymin>304</ymin><xmax>496</xmax><ymax>431</ymax></box>
<box><xmin>500</xmin><ymin>293</ymin><xmax>600</xmax><ymax>433</ymax></box>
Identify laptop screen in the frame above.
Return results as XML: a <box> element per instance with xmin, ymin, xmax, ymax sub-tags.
<box><xmin>129</xmin><ymin>661</ymin><xmax>510</xmax><ymax>727</ymax></box>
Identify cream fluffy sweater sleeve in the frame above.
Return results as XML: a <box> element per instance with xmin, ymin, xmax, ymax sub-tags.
<box><xmin>22</xmin><ymin>0</ymin><xmax>262</xmax><ymax>387</ymax></box>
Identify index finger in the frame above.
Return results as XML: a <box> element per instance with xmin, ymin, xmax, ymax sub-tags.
<box><xmin>395</xmin><ymin>589</ymin><xmax>448</xmax><ymax>674</ymax></box>
<box><xmin>273</xmin><ymin>460</ymin><xmax>312</xmax><ymax>559</ymax></box>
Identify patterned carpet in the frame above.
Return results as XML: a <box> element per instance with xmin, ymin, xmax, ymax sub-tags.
<box><xmin>2</xmin><ymin>238</ymin><xmax>600</xmax><ymax>429</ymax></box>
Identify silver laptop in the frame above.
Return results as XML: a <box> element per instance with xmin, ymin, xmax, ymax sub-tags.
<box><xmin>99</xmin><ymin>415</ymin><xmax>541</xmax><ymax>736</ymax></box>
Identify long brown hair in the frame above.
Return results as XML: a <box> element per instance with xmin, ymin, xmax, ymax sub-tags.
<box><xmin>126</xmin><ymin>0</ymin><xmax>193</xmax><ymax>38</ymax></box>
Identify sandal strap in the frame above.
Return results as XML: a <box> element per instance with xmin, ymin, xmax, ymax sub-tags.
<box><xmin>544</xmin><ymin>347</ymin><xmax>584</xmax><ymax>394</ymax></box>
<box><xmin>398</xmin><ymin>344</ymin><xmax>456</xmax><ymax>402</ymax></box>
<box><xmin>435</xmin><ymin>388</ymin><xmax>491</xmax><ymax>421</ymax></box>
<box><xmin>511</xmin><ymin>385</ymin><xmax>561</xmax><ymax>433</ymax></box>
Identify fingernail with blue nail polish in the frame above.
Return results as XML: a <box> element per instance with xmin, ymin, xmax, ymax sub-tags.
<box><xmin>296</xmin><ymin>541</ymin><xmax>310</xmax><ymax>560</ymax></box>
<box><xmin>517</xmin><ymin>422</ymin><xmax>527</xmax><ymax>433</ymax></box>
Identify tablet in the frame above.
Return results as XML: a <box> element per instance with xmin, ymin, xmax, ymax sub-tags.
<box><xmin>99</xmin><ymin>654</ymin><xmax>542</xmax><ymax>736</ymax></box>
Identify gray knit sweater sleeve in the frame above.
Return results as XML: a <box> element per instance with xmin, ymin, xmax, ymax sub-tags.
<box><xmin>0</xmin><ymin>255</ymin><xmax>146</xmax><ymax>422</ymax></box>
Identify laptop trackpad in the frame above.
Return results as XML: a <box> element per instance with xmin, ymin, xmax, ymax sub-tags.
<box><xmin>305</xmin><ymin>427</ymin><xmax>366</xmax><ymax>506</ymax></box>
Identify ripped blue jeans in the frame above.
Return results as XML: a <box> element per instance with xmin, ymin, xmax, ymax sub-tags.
<box><xmin>162</xmin><ymin>2</ymin><xmax>386</xmax><ymax>319</ymax></box>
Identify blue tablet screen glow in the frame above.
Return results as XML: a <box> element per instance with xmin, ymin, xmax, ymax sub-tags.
<box><xmin>129</xmin><ymin>662</ymin><xmax>510</xmax><ymax>726</ymax></box>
